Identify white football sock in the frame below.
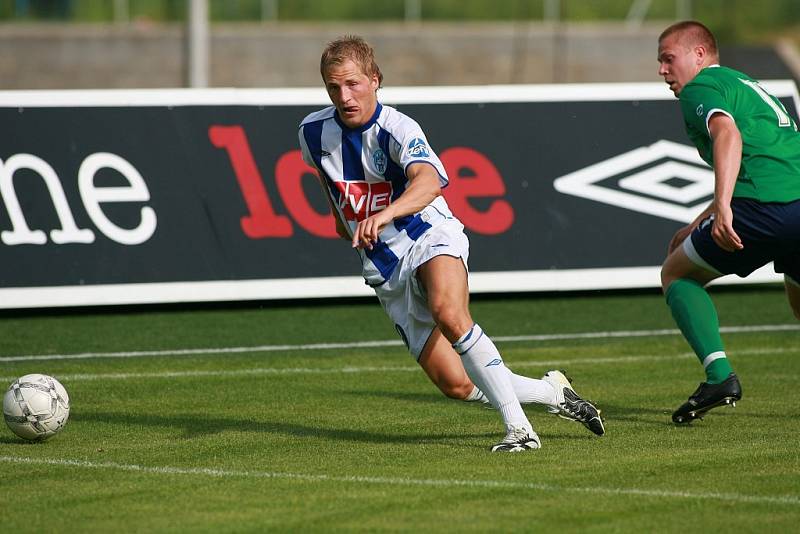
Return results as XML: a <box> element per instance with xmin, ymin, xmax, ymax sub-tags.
<box><xmin>465</xmin><ymin>374</ymin><xmax>557</xmax><ymax>406</ymax></box>
<box><xmin>464</xmin><ymin>385</ymin><xmax>489</xmax><ymax>403</ymax></box>
<box><xmin>506</xmin><ymin>371</ymin><xmax>558</xmax><ymax>406</ymax></box>
<box><xmin>452</xmin><ymin>324</ymin><xmax>532</xmax><ymax>433</ymax></box>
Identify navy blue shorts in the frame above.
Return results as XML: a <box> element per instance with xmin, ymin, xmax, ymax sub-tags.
<box><xmin>685</xmin><ymin>197</ymin><xmax>800</xmax><ymax>283</ymax></box>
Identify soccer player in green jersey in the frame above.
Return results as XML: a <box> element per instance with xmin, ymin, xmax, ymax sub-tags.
<box><xmin>657</xmin><ymin>21</ymin><xmax>800</xmax><ymax>423</ymax></box>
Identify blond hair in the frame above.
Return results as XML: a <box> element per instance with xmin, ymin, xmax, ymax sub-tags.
<box><xmin>320</xmin><ymin>35</ymin><xmax>383</xmax><ymax>86</ymax></box>
<box><xmin>659</xmin><ymin>20</ymin><xmax>719</xmax><ymax>59</ymax></box>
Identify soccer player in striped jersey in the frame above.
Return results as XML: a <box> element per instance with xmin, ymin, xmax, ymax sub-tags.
<box><xmin>299</xmin><ymin>35</ymin><xmax>604</xmax><ymax>451</ymax></box>
<box><xmin>658</xmin><ymin>21</ymin><xmax>800</xmax><ymax>423</ymax></box>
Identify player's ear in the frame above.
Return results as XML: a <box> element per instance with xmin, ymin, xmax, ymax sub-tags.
<box><xmin>694</xmin><ymin>44</ymin><xmax>706</xmax><ymax>65</ymax></box>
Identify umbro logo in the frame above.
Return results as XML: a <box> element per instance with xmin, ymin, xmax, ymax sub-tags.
<box><xmin>553</xmin><ymin>140</ymin><xmax>713</xmax><ymax>223</ymax></box>
<box><xmin>320</xmin><ymin>150</ymin><xmax>331</xmax><ymax>157</ymax></box>
<box><xmin>485</xmin><ymin>358</ymin><xmax>503</xmax><ymax>367</ymax></box>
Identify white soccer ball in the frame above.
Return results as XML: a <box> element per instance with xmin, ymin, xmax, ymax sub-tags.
<box><xmin>3</xmin><ymin>374</ymin><xmax>70</xmax><ymax>441</ymax></box>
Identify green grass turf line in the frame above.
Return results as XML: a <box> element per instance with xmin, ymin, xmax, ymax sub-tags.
<box><xmin>1</xmin><ymin>288</ymin><xmax>798</xmax><ymax>532</ymax></box>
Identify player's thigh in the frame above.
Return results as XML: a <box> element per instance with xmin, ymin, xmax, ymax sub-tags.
<box><xmin>416</xmin><ymin>255</ymin><xmax>472</xmax><ymax>340</ymax></box>
<box><xmin>777</xmin><ymin>199</ymin><xmax>800</xmax><ymax>318</ymax></box>
<box><xmin>785</xmin><ymin>276</ymin><xmax>800</xmax><ymax>320</ymax></box>
<box><xmin>418</xmin><ymin>327</ymin><xmax>473</xmax><ymax>399</ymax></box>
<box><xmin>417</xmin><ymin>254</ymin><xmax>469</xmax><ymax>306</ymax></box>
<box><xmin>661</xmin><ymin>240</ymin><xmax>720</xmax><ymax>291</ymax></box>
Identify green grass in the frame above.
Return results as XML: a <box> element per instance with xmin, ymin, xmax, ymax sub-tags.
<box><xmin>1</xmin><ymin>287</ymin><xmax>799</xmax><ymax>532</ymax></box>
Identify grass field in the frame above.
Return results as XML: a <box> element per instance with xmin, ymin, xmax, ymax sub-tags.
<box><xmin>1</xmin><ymin>286</ymin><xmax>799</xmax><ymax>532</ymax></box>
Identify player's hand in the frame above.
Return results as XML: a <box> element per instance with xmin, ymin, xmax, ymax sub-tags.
<box><xmin>667</xmin><ymin>224</ymin><xmax>694</xmax><ymax>254</ymax></box>
<box><xmin>352</xmin><ymin>210</ymin><xmax>393</xmax><ymax>250</ymax></box>
<box><xmin>711</xmin><ymin>203</ymin><xmax>743</xmax><ymax>252</ymax></box>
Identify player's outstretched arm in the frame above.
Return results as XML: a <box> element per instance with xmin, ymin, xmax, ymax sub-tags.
<box><xmin>351</xmin><ymin>163</ymin><xmax>441</xmax><ymax>249</ymax></box>
<box><xmin>708</xmin><ymin>113</ymin><xmax>744</xmax><ymax>252</ymax></box>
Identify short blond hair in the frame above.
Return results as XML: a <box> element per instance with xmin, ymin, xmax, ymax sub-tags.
<box><xmin>320</xmin><ymin>35</ymin><xmax>383</xmax><ymax>86</ymax></box>
<box><xmin>659</xmin><ymin>20</ymin><xmax>718</xmax><ymax>58</ymax></box>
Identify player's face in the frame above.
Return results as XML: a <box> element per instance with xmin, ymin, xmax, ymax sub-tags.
<box><xmin>657</xmin><ymin>34</ymin><xmax>702</xmax><ymax>97</ymax></box>
<box><xmin>323</xmin><ymin>59</ymin><xmax>379</xmax><ymax>129</ymax></box>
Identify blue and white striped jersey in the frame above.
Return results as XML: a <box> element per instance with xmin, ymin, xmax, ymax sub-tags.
<box><xmin>299</xmin><ymin>102</ymin><xmax>455</xmax><ymax>286</ymax></box>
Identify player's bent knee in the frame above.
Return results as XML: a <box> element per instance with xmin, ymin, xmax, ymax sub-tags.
<box><xmin>429</xmin><ymin>306</ymin><xmax>470</xmax><ymax>341</ymax></box>
<box><xmin>660</xmin><ymin>268</ymin><xmax>672</xmax><ymax>293</ymax></box>
<box><xmin>426</xmin><ymin>295</ymin><xmax>451</xmax><ymax>320</ymax></box>
<box><xmin>438</xmin><ymin>380</ymin><xmax>473</xmax><ymax>400</ymax></box>
<box><xmin>661</xmin><ymin>263</ymin><xmax>680</xmax><ymax>292</ymax></box>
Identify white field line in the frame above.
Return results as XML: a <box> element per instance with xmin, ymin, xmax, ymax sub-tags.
<box><xmin>0</xmin><ymin>456</ymin><xmax>796</xmax><ymax>506</ymax></box>
<box><xmin>0</xmin><ymin>347</ymin><xmax>794</xmax><ymax>384</ymax></box>
<box><xmin>1</xmin><ymin>323</ymin><xmax>797</xmax><ymax>363</ymax></box>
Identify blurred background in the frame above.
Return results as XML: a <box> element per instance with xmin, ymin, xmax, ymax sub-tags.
<box><xmin>0</xmin><ymin>0</ymin><xmax>797</xmax><ymax>89</ymax></box>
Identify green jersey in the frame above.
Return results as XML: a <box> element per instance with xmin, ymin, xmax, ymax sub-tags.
<box><xmin>680</xmin><ymin>65</ymin><xmax>800</xmax><ymax>202</ymax></box>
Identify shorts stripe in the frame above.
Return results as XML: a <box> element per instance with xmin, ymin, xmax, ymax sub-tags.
<box><xmin>683</xmin><ymin>235</ymin><xmax>723</xmax><ymax>275</ymax></box>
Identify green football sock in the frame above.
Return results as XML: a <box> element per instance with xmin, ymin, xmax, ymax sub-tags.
<box><xmin>665</xmin><ymin>278</ymin><xmax>733</xmax><ymax>384</ymax></box>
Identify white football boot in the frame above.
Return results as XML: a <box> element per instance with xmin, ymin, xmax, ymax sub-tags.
<box><xmin>490</xmin><ymin>424</ymin><xmax>541</xmax><ymax>452</ymax></box>
<box><xmin>542</xmin><ymin>370</ymin><xmax>605</xmax><ymax>436</ymax></box>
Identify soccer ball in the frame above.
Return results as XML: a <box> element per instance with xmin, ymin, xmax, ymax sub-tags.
<box><xmin>3</xmin><ymin>374</ymin><xmax>70</xmax><ymax>441</ymax></box>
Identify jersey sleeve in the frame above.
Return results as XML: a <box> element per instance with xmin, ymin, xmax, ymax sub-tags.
<box><xmin>298</xmin><ymin>125</ymin><xmax>317</xmax><ymax>169</ymax></box>
<box><xmin>680</xmin><ymin>81</ymin><xmax>733</xmax><ymax>136</ymax></box>
<box><xmin>388</xmin><ymin>116</ymin><xmax>449</xmax><ymax>188</ymax></box>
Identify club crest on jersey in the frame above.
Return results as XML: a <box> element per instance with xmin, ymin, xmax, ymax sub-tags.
<box><xmin>334</xmin><ymin>181</ymin><xmax>393</xmax><ymax>222</ymax></box>
<box><xmin>407</xmin><ymin>138</ymin><xmax>430</xmax><ymax>158</ymax></box>
<box><xmin>372</xmin><ymin>148</ymin><xmax>387</xmax><ymax>174</ymax></box>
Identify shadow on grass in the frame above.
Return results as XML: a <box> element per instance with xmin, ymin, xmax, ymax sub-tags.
<box><xmin>597</xmin><ymin>400</ymin><xmax>788</xmax><ymax>428</ymax></box>
<box><xmin>72</xmin><ymin>410</ymin><xmax>499</xmax><ymax>445</ymax></box>
<box><xmin>0</xmin><ymin>436</ymin><xmax>45</xmax><ymax>445</ymax></box>
<box><xmin>345</xmin><ymin>390</ymin><xmax>610</xmax><ymax>439</ymax></box>
<box><xmin>594</xmin><ymin>402</ymin><xmax>671</xmax><ymax>426</ymax></box>
<box><xmin>344</xmin><ymin>389</ymin><xmax>444</xmax><ymax>404</ymax></box>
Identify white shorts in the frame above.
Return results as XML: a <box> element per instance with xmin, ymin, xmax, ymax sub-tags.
<box><xmin>374</xmin><ymin>218</ymin><xmax>470</xmax><ymax>360</ymax></box>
